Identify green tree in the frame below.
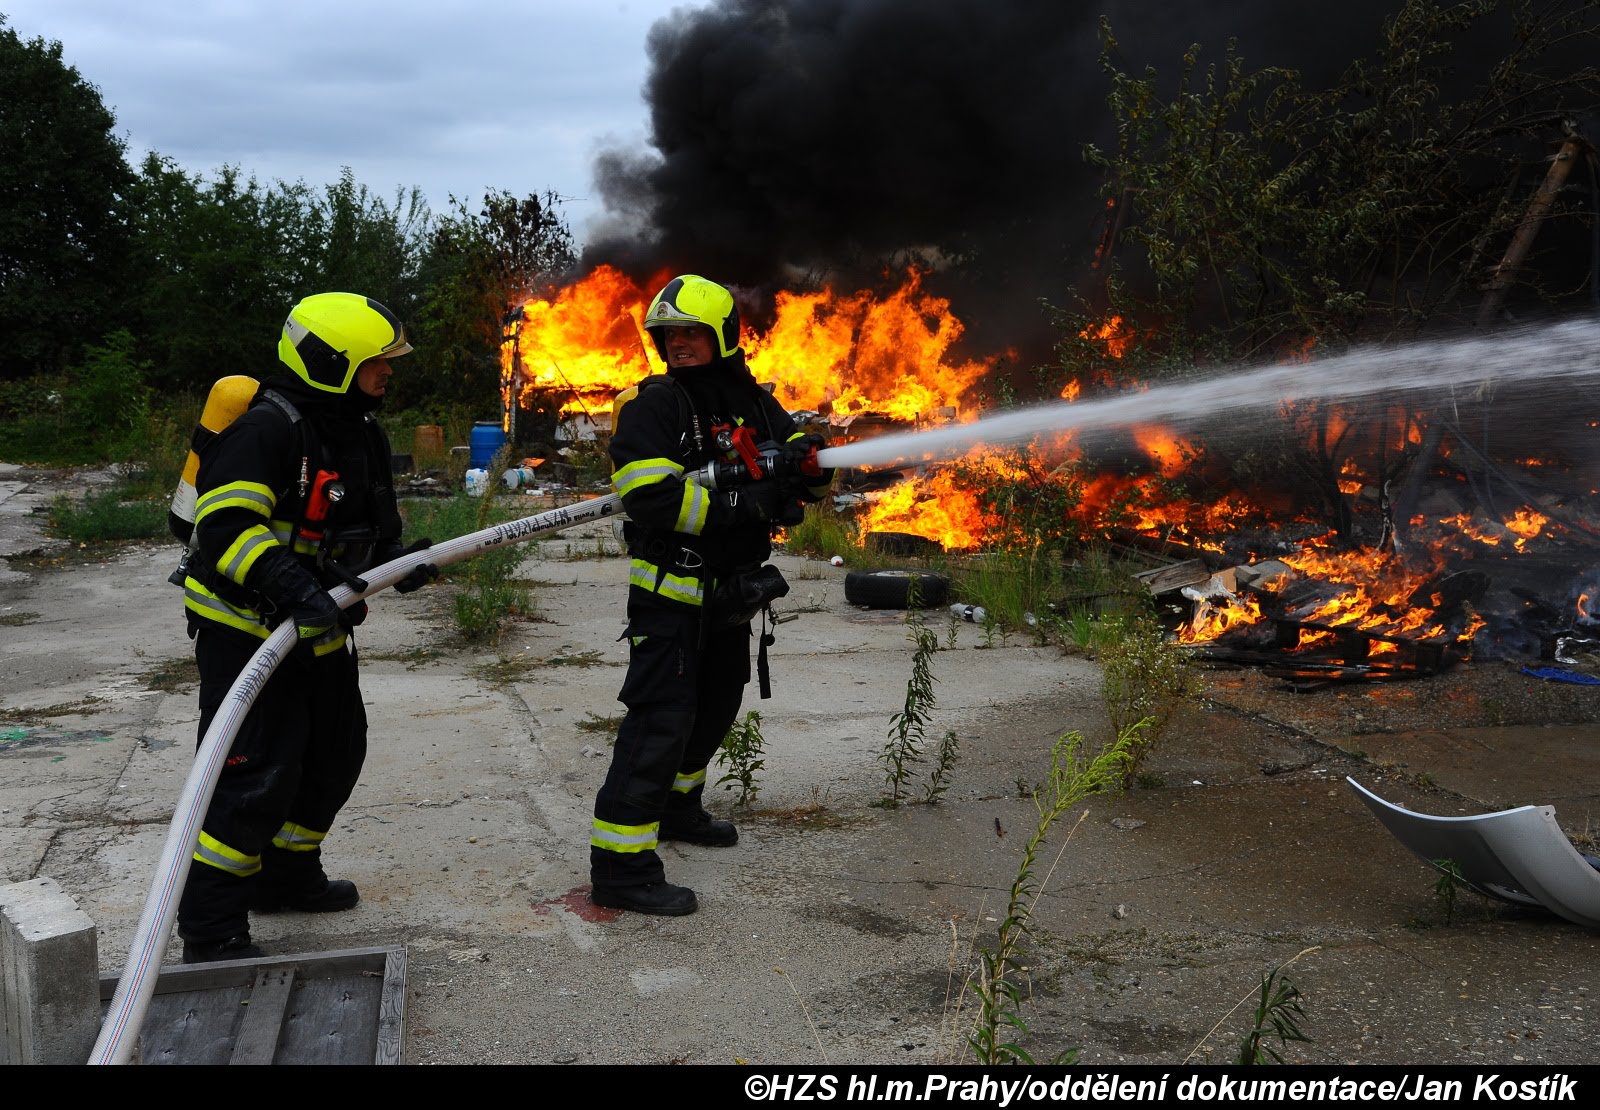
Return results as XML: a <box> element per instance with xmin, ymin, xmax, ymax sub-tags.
<box><xmin>0</xmin><ymin>328</ymin><xmax>151</xmax><ymax>462</ymax></box>
<box><xmin>1076</xmin><ymin>0</ymin><xmax>1600</xmax><ymax>369</ymax></box>
<box><xmin>0</xmin><ymin>16</ymin><xmax>135</xmax><ymax>382</ymax></box>
<box><xmin>123</xmin><ymin>157</ymin><xmax>315</xmax><ymax>391</ymax></box>
<box><xmin>126</xmin><ymin>160</ymin><xmax>435</xmax><ymax>396</ymax></box>
<box><xmin>302</xmin><ymin>167</ymin><xmax>432</xmax><ymax>328</ymax></box>
<box><xmin>410</xmin><ymin>189</ymin><xmax>576</xmax><ymax>414</ymax></box>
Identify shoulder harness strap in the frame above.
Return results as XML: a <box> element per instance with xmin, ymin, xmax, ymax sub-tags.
<box><xmin>257</xmin><ymin>389</ymin><xmax>316</xmax><ymax>499</ymax></box>
<box><xmin>635</xmin><ymin>374</ymin><xmax>704</xmax><ymax>456</ymax></box>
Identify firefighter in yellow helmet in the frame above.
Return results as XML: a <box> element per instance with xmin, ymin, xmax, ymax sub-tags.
<box><xmin>590</xmin><ymin>275</ymin><xmax>834</xmax><ymax>915</ymax></box>
<box><xmin>175</xmin><ymin>292</ymin><xmax>437</xmax><ymax>963</ymax></box>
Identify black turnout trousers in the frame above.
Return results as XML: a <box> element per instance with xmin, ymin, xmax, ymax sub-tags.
<box><xmin>178</xmin><ymin>627</ymin><xmax>367</xmax><ymax>941</ymax></box>
<box><xmin>590</xmin><ymin>587</ymin><xmax>751</xmax><ymax>887</ymax></box>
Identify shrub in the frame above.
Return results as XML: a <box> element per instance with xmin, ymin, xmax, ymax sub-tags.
<box><xmin>46</xmin><ymin>489</ymin><xmax>167</xmax><ymax>543</ymax></box>
<box><xmin>1098</xmin><ymin>610</ymin><xmax>1201</xmax><ymax>787</ymax></box>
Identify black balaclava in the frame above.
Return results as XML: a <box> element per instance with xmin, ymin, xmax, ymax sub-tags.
<box><xmin>668</xmin><ymin>348</ymin><xmax>759</xmax><ymax>431</ymax></box>
<box><xmin>256</xmin><ymin>367</ymin><xmax>382</xmax><ymax>446</ymax></box>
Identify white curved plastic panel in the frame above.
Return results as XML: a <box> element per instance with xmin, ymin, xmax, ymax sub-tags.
<box><xmin>1347</xmin><ymin>777</ymin><xmax>1600</xmax><ymax>929</ymax></box>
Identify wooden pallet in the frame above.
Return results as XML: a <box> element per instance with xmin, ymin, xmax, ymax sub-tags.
<box><xmin>98</xmin><ymin>945</ymin><xmax>406</xmax><ymax>1065</ymax></box>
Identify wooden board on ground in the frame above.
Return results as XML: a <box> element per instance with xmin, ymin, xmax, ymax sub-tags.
<box><xmin>1132</xmin><ymin>557</ymin><xmax>1212</xmax><ymax>595</ymax></box>
<box><xmin>98</xmin><ymin>945</ymin><xmax>406</xmax><ymax>1065</ymax></box>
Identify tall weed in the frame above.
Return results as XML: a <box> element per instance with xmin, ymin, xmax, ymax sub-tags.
<box><xmin>880</xmin><ymin>583</ymin><xmax>944</xmax><ymax>806</ymax></box>
<box><xmin>716</xmin><ymin>710</ymin><xmax>768</xmax><ymax>807</ymax></box>
<box><xmin>963</xmin><ymin>725</ymin><xmax>1140</xmax><ymax>1064</ymax></box>
<box><xmin>782</xmin><ymin>500</ymin><xmax>859</xmax><ymax>559</ymax></box>
<box><xmin>1098</xmin><ymin>610</ymin><xmax>1200</xmax><ymax>787</ymax></box>
<box><xmin>403</xmin><ymin>451</ymin><xmax>534</xmax><ymax>642</ymax></box>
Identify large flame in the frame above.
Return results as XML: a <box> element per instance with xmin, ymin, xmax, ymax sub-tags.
<box><xmin>501</xmin><ymin>265</ymin><xmax>657</xmax><ymax>424</ymax></box>
<box><xmin>746</xmin><ymin>269</ymin><xmax>993</xmax><ymax>420</ymax></box>
<box><xmin>501</xmin><ymin>266</ymin><xmax>999</xmax><ymax>424</ymax></box>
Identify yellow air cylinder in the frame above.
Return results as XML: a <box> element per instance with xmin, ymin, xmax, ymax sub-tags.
<box><xmin>168</xmin><ymin>375</ymin><xmax>260</xmax><ymax>543</ymax></box>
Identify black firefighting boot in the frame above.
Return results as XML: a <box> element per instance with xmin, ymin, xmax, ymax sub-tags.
<box><xmin>659</xmin><ymin>796</ymin><xmax>738</xmax><ymax>847</ymax></box>
<box><xmin>589</xmin><ymin>880</ymin><xmax>699</xmax><ymax>916</ymax></box>
<box><xmin>182</xmin><ymin>934</ymin><xmax>267</xmax><ymax>964</ymax></box>
<box><xmin>253</xmin><ymin>846</ymin><xmax>360</xmax><ymax>913</ymax></box>
<box><xmin>178</xmin><ymin>864</ymin><xmax>265</xmax><ymax>964</ymax></box>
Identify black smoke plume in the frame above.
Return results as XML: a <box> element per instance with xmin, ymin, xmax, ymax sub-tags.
<box><xmin>583</xmin><ymin>0</ymin><xmax>1585</xmax><ymax>362</ymax></box>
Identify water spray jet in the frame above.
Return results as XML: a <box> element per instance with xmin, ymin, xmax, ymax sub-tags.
<box><xmin>816</xmin><ymin>319</ymin><xmax>1600</xmax><ymax>472</ymax></box>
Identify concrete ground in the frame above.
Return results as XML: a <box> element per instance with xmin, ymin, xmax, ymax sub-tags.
<box><xmin>3</xmin><ymin>460</ymin><xmax>1599</xmax><ymax>1066</ymax></box>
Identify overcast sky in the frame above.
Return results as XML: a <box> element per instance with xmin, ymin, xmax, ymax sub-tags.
<box><xmin>2</xmin><ymin>0</ymin><xmax>699</xmax><ymax>245</ymax></box>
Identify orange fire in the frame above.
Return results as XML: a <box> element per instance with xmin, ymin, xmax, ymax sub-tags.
<box><xmin>502</xmin><ymin>264</ymin><xmax>659</xmax><ymax>424</ymax></box>
<box><xmin>1438</xmin><ymin>509</ymin><xmax>1549</xmax><ymax>554</ymax></box>
<box><xmin>501</xmin><ymin>266</ymin><xmax>999</xmax><ymax>424</ymax></box>
<box><xmin>745</xmin><ymin>269</ymin><xmax>993</xmax><ymax>420</ymax></box>
<box><xmin>1170</xmin><ymin>512</ymin><xmax>1527</xmax><ymax>646</ymax></box>
<box><xmin>1132</xmin><ymin>426</ymin><xmax>1200</xmax><ymax>479</ymax></box>
<box><xmin>858</xmin><ymin>456</ymin><xmax>1021</xmax><ymax>550</ymax></box>
<box><xmin>1080</xmin><ymin>314</ymin><xmax>1133</xmax><ymax>360</ymax></box>
<box><xmin>1061</xmin><ymin>315</ymin><xmax>1135</xmax><ymax>399</ymax></box>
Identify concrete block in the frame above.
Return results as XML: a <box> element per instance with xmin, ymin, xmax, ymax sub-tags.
<box><xmin>1</xmin><ymin>876</ymin><xmax>101</xmax><ymax>1065</ymax></box>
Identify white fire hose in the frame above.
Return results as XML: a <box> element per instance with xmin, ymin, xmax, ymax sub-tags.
<box><xmin>90</xmin><ymin>422</ymin><xmax>1043</xmax><ymax>1061</ymax></box>
<box><xmin>91</xmin><ymin>492</ymin><xmax>623</xmax><ymax>1065</ymax></box>
<box><xmin>89</xmin><ymin>437</ymin><xmax>908</xmax><ymax>1064</ymax></box>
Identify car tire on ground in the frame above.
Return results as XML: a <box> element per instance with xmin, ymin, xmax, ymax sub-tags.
<box><xmin>843</xmin><ymin>568</ymin><xmax>951</xmax><ymax>610</ymax></box>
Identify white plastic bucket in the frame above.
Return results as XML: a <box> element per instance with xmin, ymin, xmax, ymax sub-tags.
<box><xmin>464</xmin><ymin>468</ymin><xmax>489</xmax><ymax>497</ymax></box>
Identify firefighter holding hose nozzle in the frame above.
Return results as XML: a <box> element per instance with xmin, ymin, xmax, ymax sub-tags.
<box><xmin>174</xmin><ymin>293</ymin><xmax>437</xmax><ymax>963</ymax></box>
<box><xmin>591</xmin><ymin>274</ymin><xmax>835</xmax><ymax>915</ymax></box>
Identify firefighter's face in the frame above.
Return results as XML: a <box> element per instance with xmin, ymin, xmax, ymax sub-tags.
<box><xmin>355</xmin><ymin>356</ymin><xmax>394</xmax><ymax>397</ymax></box>
<box><xmin>660</xmin><ymin>324</ymin><xmax>716</xmax><ymax>368</ymax></box>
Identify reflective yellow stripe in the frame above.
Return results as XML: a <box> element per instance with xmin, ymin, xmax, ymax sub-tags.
<box><xmin>591</xmin><ymin>818</ymin><xmax>659</xmax><ymax>854</ymax></box>
<box><xmin>218</xmin><ymin>524</ymin><xmax>280</xmax><ymax>585</ymax></box>
<box><xmin>627</xmin><ymin>558</ymin><xmax>704</xmax><ymax>606</ymax></box>
<box><xmin>183</xmin><ymin>579</ymin><xmax>270</xmax><ymax>638</ymax></box>
<box><xmin>194</xmin><ymin>480</ymin><xmax>275</xmax><ymax>524</ymax></box>
<box><xmin>674</xmin><ymin>481</ymin><xmax>711</xmax><ymax>535</ymax></box>
<box><xmin>272</xmin><ymin>822</ymin><xmax>327</xmax><ymax>852</ymax></box>
<box><xmin>311</xmin><ymin>629</ymin><xmax>347</xmax><ymax>655</ymax></box>
<box><xmin>612</xmin><ymin>456</ymin><xmax>683</xmax><ymax>497</ymax></box>
<box><xmin>184</xmin><ymin>579</ymin><xmax>344</xmax><ymax>653</ymax></box>
<box><xmin>672</xmin><ymin>768</ymin><xmax>706</xmax><ymax>794</ymax></box>
<box><xmin>193</xmin><ymin>831</ymin><xmax>261</xmax><ymax>876</ymax></box>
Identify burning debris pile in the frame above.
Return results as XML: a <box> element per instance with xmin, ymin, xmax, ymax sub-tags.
<box><xmin>1129</xmin><ymin>430</ymin><xmax>1600</xmax><ymax>685</ymax></box>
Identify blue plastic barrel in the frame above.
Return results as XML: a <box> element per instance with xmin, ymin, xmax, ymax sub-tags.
<box><xmin>469</xmin><ymin>421</ymin><xmax>508</xmax><ymax>470</ymax></box>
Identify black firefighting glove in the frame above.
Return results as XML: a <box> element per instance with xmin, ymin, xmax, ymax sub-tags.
<box><xmin>780</xmin><ymin>433</ymin><xmax>825</xmax><ymax>475</ymax></box>
<box><xmin>250</xmin><ymin>551</ymin><xmax>341</xmax><ymax>643</ymax></box>
<box><xmin>342</xmin><ymin>599</ymin><xmax>369</xmax><ymax>630</ymax></box>
<box><xmin>779</xmin><ymin>433</ymin><xmax>833</xmax><ymax>494</ymax></box>
<box><xmin>377</xmin><ymin>537</ymin><xmax>439</xmax><ymax>594</ymax></box>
